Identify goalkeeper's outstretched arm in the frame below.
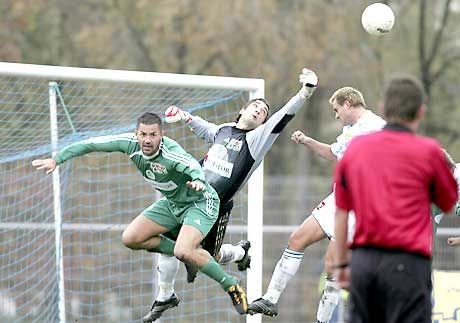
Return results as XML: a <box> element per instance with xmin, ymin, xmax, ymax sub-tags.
<box><xmin>165</xmin><ymin>105</ymin><xmax>220</xmax><ymax>143</ymax></box>
<box><xmin>244</xmin><ymin>68</ymin><xmax>318</xmax><ymax>159</ymax></box>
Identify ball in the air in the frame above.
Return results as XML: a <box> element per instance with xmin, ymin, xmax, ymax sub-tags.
<box><xmin>361</xmin><ymin>3</ymin><xmax>395</xmax><ymax>36</ymax></box>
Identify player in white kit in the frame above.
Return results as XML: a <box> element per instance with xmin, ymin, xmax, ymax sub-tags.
<box><xmin>248</xmin><ymin>87</ymin><xmax>386</xmax><ymax>323</ymax></box>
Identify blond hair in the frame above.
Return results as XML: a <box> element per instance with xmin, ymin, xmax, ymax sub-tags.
<box><xmin>329</xmin><ymin>87</ymin><xmax>366</xmax><ymax>108</ymax></box>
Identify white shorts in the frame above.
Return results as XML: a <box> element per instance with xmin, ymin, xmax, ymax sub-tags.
<box><xmin>311</xmin><ymin>192</ymin><xmax>355</xmax><ymax>241</ymax></box>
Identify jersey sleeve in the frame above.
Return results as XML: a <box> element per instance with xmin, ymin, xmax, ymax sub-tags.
<box><xmin>246</xmin><ymin>93</ymin><xmax>306</xmax><ymax>159</ymax></box>
<box><xmin>431</xmin><ymin>145</ymin><xmax>458</xmax><ymax>213</ymax></box>
<box><xmin>175</xmin><ymin>157</ymin><xmax>207</xmax><ymax>183</ymax></box>
<box><xmin>54</xmin><ymin>133</ymin><xmax>135</xmax><ymax>164</ymax></box>
<box><xmin>330</xmin><ymin>127</ymin><xmax>349</xmax><ymax>159</ymax></box>
<box><xmin>187</xmin><ymin>117</ymin><xmax>220</xmax><ymax>143</ymax></box>
<box><xmin>163</xmin><ymin>146</ymin><xmax>206</xmax><ymax>183</ymax></box>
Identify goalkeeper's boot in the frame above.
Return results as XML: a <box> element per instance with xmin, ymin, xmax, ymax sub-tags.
<box><xmin>142</xmin><ymin>293</ymin><xmax>180</xmax><ymax>322</ymax></box>
<box><xmin>247</xmin><ymin>298</ymin><xmax>278</xmax><ymax>317</ymax></box>
<box><xmin>185</xmin><ymin>262</ymin><xmax>199</xmax><ymax>283</ymax></box>
<box><xmin>227</xmin><ymin>284</ymin><xmax>248</xmax><ymax>314</ymax></box>
<box><xmin>236</xmin><ymin>240</ymin><xmax>251</xmax><ymax>271</ymax></box>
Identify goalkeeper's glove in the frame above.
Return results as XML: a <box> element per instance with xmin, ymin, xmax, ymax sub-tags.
<box><xmin>165</xmin><ymin>105</ymin><xmax>192</xmax><ymax>123</ymax></box>
<box><xmin>298</xmin><ymin>68</ymin><xmax>318</xmax><ymax>99</ymax></box>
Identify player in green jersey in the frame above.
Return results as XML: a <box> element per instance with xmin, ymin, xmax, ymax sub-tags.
<box><xmin>32</xmin><ymin>112</ymin><xmax>248</xmax><ymax>315</ymax></box>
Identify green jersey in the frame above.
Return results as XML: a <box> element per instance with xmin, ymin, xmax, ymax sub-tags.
<box><xmin>54</xmin><ymin>133</ymin><xmax>217</xmax><ymax>204</ymax></box>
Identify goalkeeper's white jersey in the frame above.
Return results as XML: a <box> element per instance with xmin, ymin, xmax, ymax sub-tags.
<box><xmin>331</xmin><ymin>110</ymin><xmax>386</xmax><ymax>160</ymax></box>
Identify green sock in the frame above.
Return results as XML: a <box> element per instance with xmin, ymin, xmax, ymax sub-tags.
<box><xmin>199</xmin><ymin>258</ymin><xmax>237</xmax><ymax>291</ymax></box>
<box><xmin>149</xmin><ymin>235</ymin><xmax>175</xmax><ymax>256</ymax></box>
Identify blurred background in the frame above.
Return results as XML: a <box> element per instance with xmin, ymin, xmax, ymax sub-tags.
<box><xmin>2</xmin><ymin>0</ymin><xmax>460</xmax><ymax>178</ymax></box>
<box><xmin>1</xmin><ymin>0</ymin><xmax>459</xmax><ymax>322</ymax></box>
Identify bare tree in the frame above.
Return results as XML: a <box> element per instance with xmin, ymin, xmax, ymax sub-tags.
<box><xmin>418</xmin><ymin>0</ymin><xmax>459</xmax><ymax>98</ymax></box>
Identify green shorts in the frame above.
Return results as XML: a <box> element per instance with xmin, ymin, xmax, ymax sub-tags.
<box><xmin>143</xmin><ymin>194</ymin><xmax>220</xmax><ymax>238</ymax></box>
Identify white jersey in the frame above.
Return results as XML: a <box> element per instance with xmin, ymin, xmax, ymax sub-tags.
<box><xmin>454</xmin><ymin>163</ymin><xmax>460</xmax><ymax>185</ymax></box>
<box><xmin>331</xmin><ymin>110</ymin><xmax>386</xmax><ymax>160</ymax></box>
<box><xmin>314</xmin><ymin>109</ymin><xmax>385</xmax><ymax>239</ymax></box>
<box><xmin>453</xmin><ymin>163</ymin><xmax>460</xmax><ymax>217</ymax></box>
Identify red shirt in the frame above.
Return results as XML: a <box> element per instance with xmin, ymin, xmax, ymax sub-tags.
<box><xmin>334</xmin><ymin>125</ymin><xmax>458</xmax><ymax>257</ymax></box>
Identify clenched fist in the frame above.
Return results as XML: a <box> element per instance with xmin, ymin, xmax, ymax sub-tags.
<box><xmin>291</xmin><ymin>130</ymin><xmax>308</xmax><ymax>145</ymax></box>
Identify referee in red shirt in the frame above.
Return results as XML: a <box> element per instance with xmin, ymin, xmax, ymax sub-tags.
<box><xmin>333</xmin><ymin>74</ymin><xmax>458</xmax><ymax>323</ymax></box>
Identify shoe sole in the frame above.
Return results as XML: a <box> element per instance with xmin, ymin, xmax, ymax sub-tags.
<box><xmin>143</xmin><ymin>299</ymin><xmax>180</xmax><ymax>322</ymax></box>
<box><xmin>247</xmin><ymin>308</ymin><xmax>277</xmax><ymax>317</ymax></box>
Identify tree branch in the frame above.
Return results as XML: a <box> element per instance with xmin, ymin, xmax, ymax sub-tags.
<box><xmin>431</xmin><ymin>54</ymin><xmax>460</xmax><ymax>82</ymax></box>
<box><xmin>426</xmin><ymin>0</ymin><xmax>452</xmax><ymax>68</ymax></box>
<box><xmin>419</xmin><ymin>0</ymin><xmax>427</xmax><ymax>67</ymax></box>
<box><xmin>196</xmin><ymin>50</ymin><xmax>223</xmax><ymax>75</ymax></box>
<box><xmin>112</xmin><ymin>0</ymin><xmax>157</xmax><ymax>71</ymax></box>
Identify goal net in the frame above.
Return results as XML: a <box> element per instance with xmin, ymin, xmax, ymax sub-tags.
<box><xmin>0</xmin><ymin>63</ymin><xmax>263</xmax><ymax>323</ymax></box>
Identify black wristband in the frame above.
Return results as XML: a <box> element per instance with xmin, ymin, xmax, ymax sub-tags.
<box><xmin>333</xmin><ymin>262</ymin><xmax>349</xmax><ymax>269</ymax></box>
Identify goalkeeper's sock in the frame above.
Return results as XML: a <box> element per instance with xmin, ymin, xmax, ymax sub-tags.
<box><xmin>148</xmin><ymin>235</ymin><xmax>175</xmax><ymax>256</ymax></box>
<box><xmin>156</xmin><ymin>254</ymin><xmax>180</xmax><ymax>301</ymax></box>
<box><xmin>316</xmin><ymin>277</ymin><xmax>340</xmax><ymax>322</ymax></box>
<box><xmin>199</xmin><ymin>258</ymin><xmax>237</xmax><ymax>291</ymax></box>
<box><xmin>263</xmin><ymin>248</ymin><xmax>303</xmax><ymax>304</ymax></box>
<box><xmin>218</xmin><ymin>243</ymin><xmax>245</xmax><ymax>265</ymax></box>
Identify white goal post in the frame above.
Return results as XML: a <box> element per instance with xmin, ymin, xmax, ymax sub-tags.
<box><xmin>0</xmin><ymin>62</ymin><xmax>263</xmax><ymax>323</ymax></box>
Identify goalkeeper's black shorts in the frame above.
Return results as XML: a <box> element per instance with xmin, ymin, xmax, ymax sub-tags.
<box><xmin>202</xmin><ymin>200</ymin><xmax>234</xmax><ymax>257</ymax></box>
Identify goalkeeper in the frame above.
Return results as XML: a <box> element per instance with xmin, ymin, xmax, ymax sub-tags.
<box><xmin>143</xmin><ymin>68</ymin><xmax>318</xmax><ymax>322</ymax></box>
<box><xmin>32</xmin><ymin>112</ymin><xmax>248</xmax><ymax>316</ymax></box>
<box><xmin>248</xmin><ymin>86</ymin><xmax>386</xmax><ymax>322</ymax></box>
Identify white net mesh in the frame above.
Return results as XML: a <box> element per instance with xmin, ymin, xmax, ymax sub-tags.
<box><xmin>0</xmin><ymin>71</ymin><xmax>253</xmax><ymax>323</ymax></box>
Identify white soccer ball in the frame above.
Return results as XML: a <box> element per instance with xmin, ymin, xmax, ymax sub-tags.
<box><xmin>361</xmin><ymin>3</ymin><xmax>395</xmax><ymax>36</ymax></box>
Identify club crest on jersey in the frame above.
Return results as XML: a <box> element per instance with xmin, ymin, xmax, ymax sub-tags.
<box><xmin>224</xmin><ymin>138</ymin><xmax>242</xmax><ymax>151</ymax></box>
<box><xmin>150</xmin><ymin>163</ymin><xmax>167</xmax><ymax>174</ymax></box>
<box><xmin>146</xmin><ymin>170</ymin><xmax>155</xmax><ymax>180</ymax></box>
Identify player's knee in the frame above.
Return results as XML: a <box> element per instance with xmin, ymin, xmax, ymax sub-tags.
<box><xmin>173</xmin><ymin>244</ymin><xmax>193</xmax><ymax>263</ymax></box>
<box><xmin>121</xmin><ymin>230</ymin><xmax>139</xmax><ymax>249</ymax></box>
